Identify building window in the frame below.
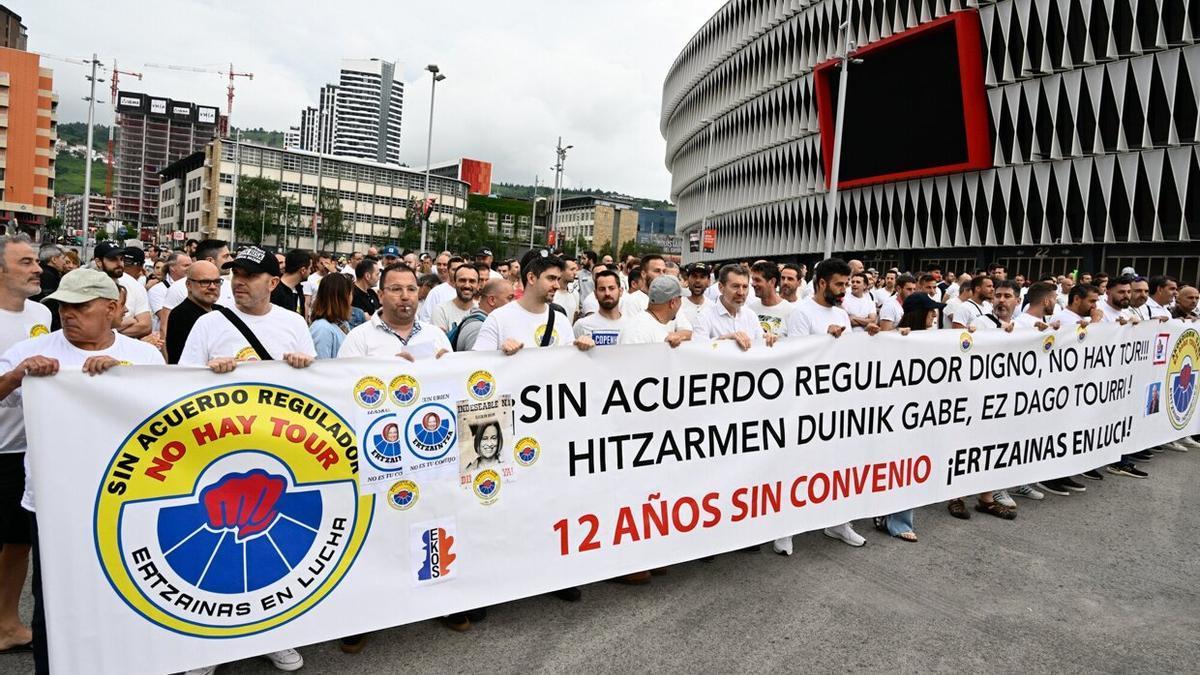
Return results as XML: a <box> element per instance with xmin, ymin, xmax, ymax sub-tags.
<box><xmin>219</xmin><ymin>173</ymin><xmax>234</xmax><ymax>184</ymax></box>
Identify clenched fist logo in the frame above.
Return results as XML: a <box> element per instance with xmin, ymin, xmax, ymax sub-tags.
<box><xmin>200</xmin><ymin>470</ymin><xmax>287</xmax><ymax>541</ymax></box>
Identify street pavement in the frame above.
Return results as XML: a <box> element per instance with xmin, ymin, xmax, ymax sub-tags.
<box><xmin>4</xmin><ymin>449</ymin><xmax>1198</xmax><ymax>674</ymax></box>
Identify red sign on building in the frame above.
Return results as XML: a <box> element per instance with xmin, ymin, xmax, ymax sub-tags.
<box><xmin>702</xmin><ymin>228</ymin><xmax>717</xmax><ymax>253</ymax></box>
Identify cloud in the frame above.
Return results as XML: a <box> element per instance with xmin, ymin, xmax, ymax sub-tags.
<box><xmin>23</xmin><ymin>0</ymin><xmax>726</xmax><ymax>201</ymax></box>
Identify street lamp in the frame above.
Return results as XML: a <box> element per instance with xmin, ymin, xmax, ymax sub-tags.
<box><xmin>549</xmin><ymin>138</ymin><xmax>572</xmax><ymax>245</ymax></box>
<box><xmin>699</xmin><ymin>118</ymin><xmax>714</xmax><ymax>257</ymax></box>
<box><xmin>823</xmin><ymin>18</ymin><xmax>861</xmax><ymax>260</ymax></box>
<box><xmin>420</xmin><ymin>64</ymin><xmax>446</xmax><ymax>253</ymax></box>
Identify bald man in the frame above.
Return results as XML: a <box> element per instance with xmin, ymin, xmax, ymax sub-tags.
<box><xmin>165</xmin><ymin>261</ymin><xmax>222</xmax><ymax>364</ymax></box>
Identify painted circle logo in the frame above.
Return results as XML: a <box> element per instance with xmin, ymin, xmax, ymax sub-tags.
<box><xmin>29</xmin><ymin>323</ymin><xmax>49</xmax><ymax>338</ymax></box>
<box><xmin>405</xmin><ymin>403</ymin><xmax>456</xmax><ymax>461</ymax></box>
<box><xmin>94</xmin><ymin>384</ymin><xmax>372</xmax><ymax>638</ymax></box>
<box><xmin>1166</xmin><ymin>329</ymin><xmax>1199</xmax><ymax>431</ymax></box>
<box><xmin>1042</xmin><ymin>335</ymin><xmax>1055</xmax><ymax>353</ymax></box>
<box><xmin>387</xmin><ymin>480</ymin><xmax>419</xmax><ymax>511</ymax></box>
<box><xmin>514</xmin><ymin>437</ymin><xmax>540</xmax><ymax>467</ymax></box>
<box><xmin>533</xmin><ymin>324</ymin><xmax>559</xmax><ymax>346</ymax></box>
<box><xmin>389</xmin><ymin>375</ymin><xmax>419</xmax><ymax>407</ymax></box>
<box><xmin>1076</xmin><ymin>324</ymin><xmax>1088</xmax><ymax>342</ymax></box>
<box><xmin>235</xmin><ymin>346</ymin><xmax>261</xmax><ymax>362</ymax></box>
<box><xmin>473</xmin><ymin>469</ymin><xmax>501</xmax><ymax>505</ymax></box>
<box><xmin>353</xmin><ymin>376</ymin><xmax>386</xmax><ymax>409</ymax></box>
<box><xmin>958</xmin><ymin>332</ymin><xmax>973</xmax><ymax>352</ymax></box>
<box><xmin>467</xmin><ymin>370</ymin><xmax>495</xmax><ymax>401</ymax></box>
<box><xmin>363</xmin><ymin>413</ymin><xmax>403</xmax><ymax>471</ymax></box>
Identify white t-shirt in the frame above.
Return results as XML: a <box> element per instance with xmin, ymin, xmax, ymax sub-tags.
<box><xmin>418</xmin><ymin>282</ymin><xmax>456</xmax><ymax>323</ymax></box>
<box><xmin>430</xmin><ymin>299</ymin><xmax>474</xmax><ymax>335</ymax></box>
<box><xmin>338</xmin><ymin>314</ymin><xmax>451</xmax><ymax>358</ymax></box>
<box><xmin>303</xmin><ymin>272</ymin><xmax>325</xmax><ymax>297</ymax></box>
<box><xmin>118</xmin><ymin>273</ymin><xmax>151</xmax><ymax>320</ymax></box>
<box><xmin>879</xmin><ymin>296</ymin><xmax>905</xmax><ymax>326</ymax></box>
<box><xmin>579</xmin><ymin>292</ymin><xmax>600</xmax><ymax>316</ymax></box>
<box><xmin>572</xmin><ymin>312</ymin><xmax>627</xmax><ymax>346</ymax></box>
<box><xmin>952</xmin><ymin>299</ymin><xmax>986</xmax><ymax>327</ymax></box>
<box><xmin>619</xmin><ymin>310</ymin><xmax>688</xmax><ymax>345</ymax></box>
<box><xmin>179</xmin><ymin>304</ymin><xmax>316</xmax><ymax>365</ymax></box>
<box><xmin>162</xmin><ymin>274</ymin><xmax>234</xmax><ymax>311</ymax></box>
<box><xmin>1055</xmin><ymin>308</ymin><xmax>1086</xmax><ymax>327</ymax></box>
<box><xmin>747</xmin><ymin>298</ymin><xmax>794</xmax><ymax>338</ymax></box>
<box><xmin>1013</xmin><ymin>312</ymin><xmax>1048</xmax><ymax>330</ymax></box>
<box><xmin>942</xmin><ymin>297</ymin><xmax>963</xmax><ymax>329</ymax></box>
<box><xmin>0</xmin><ymin>330</ymin><xmax>163</xmax><ymax>510</ymax></box>
<box><xmin>870</xmin><ymin>288</ymin><xmax>893</xmax><ymax>307</ymax></box>
<box><xmin>677</xmin><ymin>296</ymin><xmax>709</xmax><ymax>328</ymax></box>
<box><xmin>0</xmin><ymin>301</ymin><xmax>52</xmax><ymax>455</ymax></box>
<box><xmin>147</xmin><ymin>278</ymin><xmax>174</xmax><ymax>332</ymax></box>
<box><xmin>553</xmin><ymin>288</ymin><xmax>579</xmax><ymax>322</ymax></box>
<box><xmin>471</xmin><ymin>302</ymin><xmax>571</xmax><ymax>350</ymax></box>
<box><xmin>1098</xmin><ymin>299</ymin><xmax>1133</xmax><ymax>323</ymax></box>
<box><xmin>840</xmin><ymin>293</ymin><xmax>875</xmax><ymax>332</ymax></box>
<box><xmin>620</xmin><ymin>290</ymin><xmax>649</xmax><ymax>316</ymax></box>
<box><xmin>969</xmin><ymin>313</ymin><xmax>1005</xmax><ymax>331</ymax></box>
<box><xmin>785</xmin><ymin>297</ymin><xmax>851</xmax><ymax>337</ymax></box>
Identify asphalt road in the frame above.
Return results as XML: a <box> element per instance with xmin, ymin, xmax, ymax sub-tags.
<box><xmin>4</xmin><ymin>449</ymin><xmax>1198</xmax><ymax>674</ymax></box>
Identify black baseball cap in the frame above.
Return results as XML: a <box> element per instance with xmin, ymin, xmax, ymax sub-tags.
<box><xmin>476</xmin><ymin>248</ymin><xmax>493</xmax><ymax>257</ymax></box>
<box><xmin>903</xmin><ymin>293</ymin><xmax>947</xmax><ymax>313</ymax></box>
<box><xmin>94</xmin><ymin>241</ymin><xmax>124</xmax><ymax>259</ymax></box>
<box><xmin>223</xmin><ymin>246</ymin><xmax>281</xmax><ymax>276</ymax></box>
<box><xmin>122</xmin><ymin>247</ymin><xmax>146</xmax><ymax>265</ymax></box>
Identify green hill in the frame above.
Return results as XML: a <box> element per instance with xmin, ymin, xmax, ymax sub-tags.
<box><xmin>55</xmin><ymin>154</ymin><xmax>106</xmax><ymax>196</ymax></box>
<box><xmin>491</xmin><ymin>182</ymin><xmax>672</xmax><ymax>211</ymax></box>
<box><xmin>57</xmin><ymin>122</ymin><xmax>110</xmax><ymax>151</ymax></box>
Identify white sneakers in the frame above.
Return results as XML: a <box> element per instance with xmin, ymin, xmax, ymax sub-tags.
<box><xmin>823</xmin><ymin>522</ymin><xmax>866</xmax><ymax>547</ymax></box>
<box><xmin>772</xmin><ymin>536</ymin><xmax>793</xmax><ymax>556</ymax></box>
<box><xmin>993</xmin><ymin>490</ymin><xmax>1017</xmax><ymax>508</ymax></box>
<box><xmin>183</xmin><ymin>649</ymin><xmax>304</xmax><ymax>675</ymax></box>
<box><xmin>1164</xmin><ymin>440</ymin><xmax>1192</xmax><ymax>452</ymax></box>
<box><xmin>265</xmin><ymin>649</ymin><xmax>305</xmax><ymax>672</ymax></box>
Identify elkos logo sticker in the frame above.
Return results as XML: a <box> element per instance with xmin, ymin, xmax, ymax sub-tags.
<box><xmin>411</xmin><ymin>519</ymin><xmax>456</xmax><ymax>586</ymax></box>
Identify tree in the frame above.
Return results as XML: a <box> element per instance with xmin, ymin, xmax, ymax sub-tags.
<box><xmin>235</xmin><ymin>176</ymin><xmax>286</xmax><ymax>246</ymax></box>
<box><xmin>317</xmin><ymin>191</ymin><xmax>348</xmax><ymax>253</ymax></box>
<box><xmin>619</xmin><ymin>238</ymin><xmax>663</xmax><ymax>260</ymax></box>
<box><xmin>44</xmin><ymin>216</ymin><xmax>64</xmax><ymax>241</ymax></box>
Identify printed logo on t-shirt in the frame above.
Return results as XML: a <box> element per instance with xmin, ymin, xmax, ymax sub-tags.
<box><xmin>533</xmin><ymin>324</ymin><xmax>559</xmax><ymax>345</ymax></box>
<box><xmin>758</xmin><ymin>315</ymin><xmax>784</xmax><ymax>336</ymax></box>
<box><xmin>235</xmin><ymin>346</ymin><xmax>261</xmax><ymax>362</ymax></box>
<box><xmin>591</xmin><ymin>330</ymin><xmax>619</xmax><ymax>346</ymax></box>
<box><xmin>29</xmin><ymin>324</ymin><xmax>49</xmax><ymax>338</ymax></box>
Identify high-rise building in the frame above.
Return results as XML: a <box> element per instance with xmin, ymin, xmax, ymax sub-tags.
<box><xmin>0</xmin><ymin>47</ymin><xmax>55</xmax><ymax>232</ymax></box>
<box><xmin>294</xmin><ymin>59</ymin><xmax>402</xmax><ymax>164</ymax></box>
<box><xmin>283</xmin><ymin>126</ymin><xmax>300</xmax><ymax>150</ymax></box>
<box><xmin>113</xmin><ymin>91</ymin><xmax>223</xmax><ymax>234</ymax></box>
<box><xmin>0</xmin><ymin>6</ymin><xmax>27</xmax><ymax>51</ymax></box>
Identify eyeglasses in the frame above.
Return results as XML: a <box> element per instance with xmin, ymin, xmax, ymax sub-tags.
<box><xmin>189</xmin><ymin>278</ymin><xmax>223</xmax><ymax>287</ymax></box>
<box><xmin>381</xmin><ymin>285</ymin><xmax>414</xmax><ymax>294</ymax></box>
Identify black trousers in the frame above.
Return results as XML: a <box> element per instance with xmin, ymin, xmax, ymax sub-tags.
<box><xmin>29</xmin><ymin>512</ymin><xmax>47</xmax><ymax>675</ymax></box>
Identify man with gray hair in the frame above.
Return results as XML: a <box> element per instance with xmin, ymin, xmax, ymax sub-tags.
<box><xmin>34</xmin><ymin>244</ymin><xmax>68</xmax><ymax>303</ymax></box>
<box><xmin>149</xmin><ymin>251</ymin><xmax>191</xmax><ymax>336</ymax></box>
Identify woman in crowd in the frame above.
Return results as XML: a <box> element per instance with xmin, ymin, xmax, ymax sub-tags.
<box><xmin>308</xmin><ymin>272</ymin><xmax>357</xmax><ymax>359</ymax></box>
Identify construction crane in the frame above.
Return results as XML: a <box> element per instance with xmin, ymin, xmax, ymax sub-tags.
<box><xmin>144</xmin><ymin>62</ymin><xmax>254</xmax><ymax>120</ymax></box>
<box><xmin>106</xmin><ymin>60</ymin><xmax>143</xmax><ymax>199</ymax></box>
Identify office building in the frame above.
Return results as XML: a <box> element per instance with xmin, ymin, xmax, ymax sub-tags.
<box><xmin>427</xmin><ymin>158</ymin><xmax>493</xmax><ymax>195</ymax></box>
<box><xmin>0</xmin><ymin>47</ymin><xmax>55</xmax><ymax>232</ymax></box>
<box><xmin>158</xmin><ymin>139</ymin><xmax>468</xmax><ymax>254</ymax></box>
<box><xmin>555</xmin><ymin>195</ymin><xmax>638</xmax><ymax>253</ymax></box>
<box><xmin>0</xmin><ymin>5</ymin><xmax>26</xmax><ymax>50</ymax></box>
<box><xmin>283</xmin><ymin>126</ymin><xmax>300</xmax><ymax>150</ymax></box>
<box><xmin>113</xmin><ymin>91</ymin><xmax>223</xmax><ymax>234</ymax></box>
<box><xmin>60</xmin><ymin>193</ymin><xmax>112</xmax><ymax>232</ymax></box>
<box><xmin>662</xmin><ymin>0</ymin><xmax>1200</xmax><ymax>279</ymax></box>
<box><xmin>295</xmin><ymin>59</ymin><xmax>403</xmax><ymax>164</ymax></box>
<box><xmin>636</xmin><ymin>208</ymin><xmax>681</xmax><ymax>254</ymax></box>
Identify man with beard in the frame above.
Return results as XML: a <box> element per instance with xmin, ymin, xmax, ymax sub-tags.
<box><xmin>339</xmin><ymin>264</ymin><xmax>451</xmax><ymax>360</ymax></box>
<box><xmin>472</xmin><ymin>252</ymin><xmax>593</xmax><ymax>356</ymax></box>
<box><xmin>431</xmin><ymin>263</ymin><xmax>479</xmax><ymax>335</ymax></box>
<box><xmin>351</xmin><ymin>258</ymin><xmax>381</xmax><ymax>319</ymax></box>
<box><xmin>779</xmin><ymin>263</ymin><xmax>802</xmax><ymax>303</ymax></box>
<box><xmin>452</xmin><ymin>278</ymin><xmax>514</xmax><ymax>352</ymax></box>
<box><xmin>572</xmin><ymin>270</ymin><xmax>626</xmax><ymax>346</ymax></box>
<box><xmin>91</xmin><ymin>241</ymin><xmax>151</xmax><ymax>339</ymax></box>
<box><xmin>1098</xmin><ymin>275</ymin><xmax>1137</xmax><ymax>324</ymax></box>
<box><xmin>678</xmin><ymin>263</ymin><xmax>711</xmax><ymax>326</ymax></box>
<box><xmin>747</xmin><ymin>261</ymin><xmax>792</xmax><ymax>338</ymax></box>
<box><xmin>1055</xmin><ymin>283</ymin><xmax>1104</xmax><ymax>328</ymax></box>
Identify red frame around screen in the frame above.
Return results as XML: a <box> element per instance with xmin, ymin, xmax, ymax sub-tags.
<box><xmin>814</xmin><ymin>10</ymin><xmax>991</xmax><ymax>190</ymax></box>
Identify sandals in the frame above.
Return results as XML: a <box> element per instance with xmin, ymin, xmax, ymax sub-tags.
<box><xmin>947</xmin><ymin>498</ymin><xmax>970</xmax><ymax>520</ymax></box>
<box><xmin>975</xmin><ymin>500</ymin><xmax>1016</xmax><ymax>520</ymax></box>
<box><xmin>895</xmin><ymin>531</ymin><xmax>918</xmax><ymax>542</ymax></box>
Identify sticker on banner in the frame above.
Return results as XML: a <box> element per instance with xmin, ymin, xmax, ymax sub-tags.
<box><xmin>1154</xmin><ymin>333</ymin><xmax>1170</xmax><ymax>365</ymax></box>
<box><xmin>389</xmin><ymin>374</ymin><xmax>420</xmax><ymax>407</ymax></box>
<box><xmin>1166</xmin><ymin>329</ymin><xmax>1199</xmax><ymax>430</ymax></box>
<box><xmin>1145</xmin><ymin>382</ymin><xmax>1162</xmax><ymax>416</ymax></box>
<box><xmin>458</xmin><ymin>395</ymin><xmax>516</xmax><ymax>485</ymax></box>
<box><xmin>387</xmin><ymin>480</ymin><xmax>419</xmax><ymax>511</ymax></box>
<box><xmin>354</xmin><ymin>376</ymin><xmax>387</xmax><ymax>409</ymax></box>
<box><xmin>473</xmin><ymin>469</ymin><xmax>501</xmax><ymax>505</ymax></box>
<box><xmin>1042</xmin><ymin>335</ymin><xmax>1055</xmax><ymax>353</ymax></box>
<box><xmin>93</xmin><ymin>384</ymin><xmax>372</xmax><ymax>638</ymax></box>
<box><xmin>467</xmin><ymin>370</ymin><xmax>495</xmax><ymax>401</ymax></box>
<box><xmin>958</xmin><ymin>332</ymin><xmax>972</xmax><ymax>352</ymax></box>
<box><xmin>1075</xmin><ymin>324</ymin><xmax>1087</xmax><ymax>342</ymax></box>
<box><xmin>514</xmin><ymin>437</ymin><xmax>540</xmax><ymax>467</ymax></box>
<box><xmin>410</xmin><ymin>519</ymin><xmax>456</xmax><ymax>586</ymax></box>
<box><xmin>404</xmin><ymin>402</ymin><xmax>458</xmax><ymax>474</ymax></box>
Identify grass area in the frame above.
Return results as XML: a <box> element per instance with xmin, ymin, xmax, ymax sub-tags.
<box><xmin>55</xmin><ymin>154</ymin><xmax>107</xmax><ymax>196</ymax></box>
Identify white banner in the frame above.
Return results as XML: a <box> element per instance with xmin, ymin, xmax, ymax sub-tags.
<box><xmin>25</xmin><ymin>322</ymin><xmax>1200</xmax><ymax>674</ymax></box>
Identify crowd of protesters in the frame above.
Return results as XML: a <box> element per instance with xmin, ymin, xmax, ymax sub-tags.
<box><xmin>0</xmin><ymin>233</ymin><xmax>1197</xmax><ymax>673</ymax></box>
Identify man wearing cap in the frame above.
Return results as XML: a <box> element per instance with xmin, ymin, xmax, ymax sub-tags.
<box><xmin>179</xmin><ymin>246</ymin><xmax>316</xmax><ymax>371</ymax></box>
<box><xmin>678</xmin><ymin>263</ymin><xmax>712</xmax><ymax>327</ymax></box>
<box><xmin>122</xmin><ymin>247</ymin><xmax>148</xmax><ymax>288</ymax></box>
<box><xmin>381</xmin><ymin>245</ymin><xmax>400</xmax><ymax>266</ymax></box>
<box><xmin>475</xmin><ymin>248</ymin><xmax>494</xmax><ymax>270</ymax></box>
<box><xmin>92</xmin><ymin>241</ymin><xmax>151</xmax><ymax>339</ymax></box>
<box><xmin>0</xmin><ymin>268</ymin><xmax>164</xmax><ymax>672</ymax></box>
<box><xmin>620</xmin><ymin>276</ymin><xmax>691</xmax><ymax>348</ymax></box>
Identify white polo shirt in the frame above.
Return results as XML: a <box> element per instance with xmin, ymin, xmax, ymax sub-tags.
<box><xmin>693</xmin><ymin>300</ymin><xmax>765</xmax><ymax>342</ymax></box>
<box><xmin>338</xmin><ymin>313</ymin><xmax>451</xmax><ymax>358</ymax></box>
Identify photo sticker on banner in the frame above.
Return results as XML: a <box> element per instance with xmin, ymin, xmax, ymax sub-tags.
<box><xmin>472</xmin><ymin>469</ymin><xmax>501</xmax><ymax>505</ymax></box>
<box><xmin>958</xmin><ymin>332</ymin><xmax>973</xmax><ymax>352</ymax></box>
<box><xmin>387</xmin><ymin>479</ymin><xmax>419</xmax><ymax>511</ymax></box>
<box><xmin>389</xmin><ymin>374</ymin><xmax>420</xmax><ymax>407</ymax></box>
<box><xmin>513</xmin><ymin>437</ymin><xmax>540</xmax><ymax>467</ymax></box>
<box><xmin>1166</xmin><ymin>329</ymin><xmax>1199</xmax><ymax>430</ymax></box>
<box><xmin>1154</xmin><ymin>333</ymin><xmax>1170</xmax><ymax>365</ymax></box>
<box><xmin>1042</xmin><ymin>335</ymin><xmax>1055</xmax><ymax>353</ymax></box>
<box><xmin>362</xmin><ymin>413</ymin><xmax>404</xmax><ymax>473</ymax></box>
<box><xmin>410</xmin><ymin>519</ymin><xmax>456</xmax><ymax>586</ymax></box>
<box><xmin>1145</xmin><ymin>382</ymin><xmax>1162</xmax><ymax>416</ymax></box>
<box><xmin>354</xmin><ymin>376</ymin><xmax>387</xmax><ymax>409</ymax></box>
<box><xmin>1075</xmin><ymin>324</ymin><xmax>1088</xmax><ymax>342</ymax></box>
<box><xmin>457</xmin><ymin>395</ymin><xmax>515</xmax><ymax>481</ymax></box>
<box><xmin>403</xmin><ymin>402</ymin><xmax>458</xmax><ymax>474</ymax></box>
<box><xmin>467</xmin><ymin>369</ymin><xmax>495</xmax><ymax>400</ymax></box>
<box><xmin>93</xmin><ymin>384</ymin><xmax>372</xmax><ymax>638</ymax></box>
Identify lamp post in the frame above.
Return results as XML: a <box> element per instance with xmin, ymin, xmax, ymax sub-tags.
<box><xmin>823</xmin><ymin>19</ymin><xmax>859</xmax><ymax>260</ymax></box>
<box><xmin>420</xmin><ymin>64</ymin><xmax>446</xmax><ymax>254</ymax></box>
<box><xmin>529</xmin><ymin>175</ymin><xmax>540</xmax><ymax>250</ymax></box>
<box><xmin>699</xmin><ymin>118</ymin><xmax>714</xmax><ymax>256</ymax></box>
<box><xmin>549</xmin><ymin>138</ymin><xmax>572</xmax><ymax>246</ymax></box>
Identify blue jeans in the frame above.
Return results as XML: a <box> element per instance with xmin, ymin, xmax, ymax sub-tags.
<box><xmin>883</xmin><ymin>509</ymin><xmax>914</xmax><ymax>536</ymax></box>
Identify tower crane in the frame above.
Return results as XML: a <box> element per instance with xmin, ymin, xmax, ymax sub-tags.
<box><xmin>144</xmin><ymin>62</ymin><xmax>254</xmax><ymax>121</ymax></box>
<box><xmin>106</xmin><ymin>60</ymin><xmax>143</xmax><ymax>198</ymax></box>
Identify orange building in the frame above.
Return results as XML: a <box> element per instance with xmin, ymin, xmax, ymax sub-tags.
<box><xmin>0</xmin><ymin>46</ymin><xmax>55</xmax><ymax>231</ymax></box>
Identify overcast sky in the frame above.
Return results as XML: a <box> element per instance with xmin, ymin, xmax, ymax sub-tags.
<box><xmin>23</xmin><ymin>0</ymin><xmax>726</xmax><ymax>202</ymax></box>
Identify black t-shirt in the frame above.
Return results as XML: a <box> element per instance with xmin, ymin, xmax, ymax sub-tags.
<box><xmin>165</xmin><ymin>298</ymin><xmax>210</xmax><ymax>364</ymax></box>
<box><xmin>271</xmin><ymin>280</ymin><xmax>305</xmax><ymax>316</ymax></box>
<box><xmin>352</xmin><ymin>285</ymin><xmax>380</xmax><ymax>317</ymax></box>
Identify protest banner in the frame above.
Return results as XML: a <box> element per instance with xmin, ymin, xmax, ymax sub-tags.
<box><xmin>24</xmin><ymin>322</ymin><xmax>1199</xmax><ymax>673</ymax></box>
